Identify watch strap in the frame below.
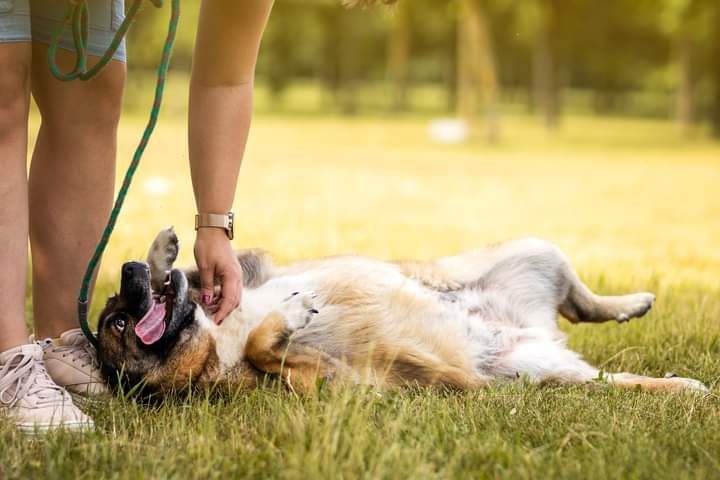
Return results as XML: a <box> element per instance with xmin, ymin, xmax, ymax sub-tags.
<box><xmin>195</xmin><ymin>212</ymin><xmax>234</xmax><ymax>240</ymax></box>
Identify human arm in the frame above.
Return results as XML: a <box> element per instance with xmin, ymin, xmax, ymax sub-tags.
<box><xmin>189</xmin><ymin>0</ymin><xmax>274</xmax><ymax>323</ymax></box>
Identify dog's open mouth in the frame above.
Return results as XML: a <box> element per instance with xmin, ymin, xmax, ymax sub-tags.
<box><xmin>135</xmin><ymin>272</ymin><xmax>178</xmax><ymax>345</ymax></box>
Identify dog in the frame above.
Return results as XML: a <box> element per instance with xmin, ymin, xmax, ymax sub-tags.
<box><xmin>96</xmin><ymin>228</ymin><xmax>709</xmax><ymax>395</ymax></box>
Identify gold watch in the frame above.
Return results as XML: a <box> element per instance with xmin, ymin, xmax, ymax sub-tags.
<box><xmin>195</xmin><ymin>212</ymin><xmax>234</xmax><ymax>240</ymax></box>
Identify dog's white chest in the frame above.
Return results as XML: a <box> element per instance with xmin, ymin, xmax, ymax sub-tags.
<box><xmin>200</xmin><ymin>273</ymin><xmax>321</xmax><ymax>370</ymax></box>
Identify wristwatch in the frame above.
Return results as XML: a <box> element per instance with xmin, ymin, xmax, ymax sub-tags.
<box><xmin>195</xmin><ymin>212</ymin><xmax>234</xmax><ymax>240</ymax></box>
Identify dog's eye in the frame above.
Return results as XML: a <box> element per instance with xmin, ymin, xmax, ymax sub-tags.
<box><xmin>114</xmin><ymin>317</ymin><xmax>127</xmax><ymax>332</ymax></box>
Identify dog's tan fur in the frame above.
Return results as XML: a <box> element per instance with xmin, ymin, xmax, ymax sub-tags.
<box><xmin>96</xmin><ymin>231</ymin><xmax>709</xmax><ymax>396</ymax></box>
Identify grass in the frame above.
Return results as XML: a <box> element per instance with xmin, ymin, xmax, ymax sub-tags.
<box><xmin>2</xmin><ymin>103</ymin><xmax>719</xmax><ymax>478</ymax></box>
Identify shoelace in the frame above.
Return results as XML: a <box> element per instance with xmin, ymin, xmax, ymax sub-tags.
<box><xmin>40</xmin><ymin>337</ymin><xmax>99</xmax><ymax>370</ymax></box>
<box><xmin>0</xmin><ymin>352</ymin><xmax>66</xmax><ymax>409</ymax></box>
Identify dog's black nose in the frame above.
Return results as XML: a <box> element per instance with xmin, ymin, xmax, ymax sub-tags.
<box><xmin>122</xmin><ymin>262</ymin><xmax>150</xmax><ymax>281</ymax></box>
<box><xmin>120</xmin><ymin>262</ymin><xmax>152</xmax><ymax>318</ymax></box>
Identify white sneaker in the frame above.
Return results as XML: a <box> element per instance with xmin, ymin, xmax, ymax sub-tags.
<box><xmin>33</xmin><ymin>329</ymin><xmax>109</xmax><ymax>398</ymax></box>
<box><xmin>0</xmin><ymin>344</ymin><xmax>94</xmax><ymax>434</ymax></box>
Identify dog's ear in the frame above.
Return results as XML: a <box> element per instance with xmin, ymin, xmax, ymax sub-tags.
<box><xmin>146</xmin><ymin>227</ymin><xmax>180</xmax><ymax>291</ymax></box>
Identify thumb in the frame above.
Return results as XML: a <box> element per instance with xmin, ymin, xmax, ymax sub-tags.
<box><xmin>199</xmin><ymin>266</ymin><xmax>215</xmax><ymax>305</ymax></box>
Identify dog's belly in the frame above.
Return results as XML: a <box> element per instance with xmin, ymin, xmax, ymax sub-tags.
<box><xmin>213</xmin><ymin>258</ymin><xmax>563</xmax><ymax>383</ymax></box>
<box><xmin>210</xmin><ymin>260</ymin><xmax>409</xmax><ymax>371</ymax></box>
<box><xmin>437</xmin><ymin>289</ymin><xmax>566</xmax><ymax>378</ymax></box>
<box><xmin>291</xmin><ymin>279</ymin><xmax>532</xmax><ymax>381</ymax></box>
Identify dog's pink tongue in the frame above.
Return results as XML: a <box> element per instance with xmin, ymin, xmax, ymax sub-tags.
<box><xmin>135</xmin><ymin>300</ymin><xmax>167</xmax><ymax>345</ymax></box>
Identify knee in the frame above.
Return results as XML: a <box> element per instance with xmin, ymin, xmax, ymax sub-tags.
<box><xmin>0</xmin><ymin>63</ymin><xmax>31</xmax><ymax>134</ymax></box>
<box><xmin>71</xmin><ymin>76</ymin><xmax>124</xmax><ymax>132</ymax></box>
<box><xmin>517</xmin><ymin>237</ymin><xmax>566</xmax><ymax>261</ymax></box>
<box><xmin>41</xmin><ymin>66</ymin><xmax>125</xmax><ymax>135</ymax></box>
<box><xmin>514</xmin><ymin>237</ymin><xmax>572</xmax><ymax>276</ymax></box>
<box><xmin>86</xmin><ymin>72</ymin><xmax>125</xmax><ymax>129</ymax></box>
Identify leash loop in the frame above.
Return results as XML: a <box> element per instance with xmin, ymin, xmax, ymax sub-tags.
<box><xmin>48</xmin><ymin>0</ymin><xmax>150</xmax><ymax>81</ymax></box>
<box><xmin>47</xmin><ymin>0</ymin><xmax>181</xmax><ymax>345</ymax></box>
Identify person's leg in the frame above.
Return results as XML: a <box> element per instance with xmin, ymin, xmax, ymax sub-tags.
<box><xmin>0</xmin><ymin>43</ymin><xmax>32</xmax><ymax>353</ymax></box>
<box><xmin>29</xmin><ymin>44</ymin><xmax>125</xmax><ymax>340</ymax></box>
<box><xmin>0</xmin><ymin>11</ymin><xmax>93</xmax><ymax>432</ymax></box>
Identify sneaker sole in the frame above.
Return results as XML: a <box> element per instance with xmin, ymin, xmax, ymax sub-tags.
<box><xmin>16</xmin><ymin>420</ymin><xmax>95</xmax><ymax>435</ymax></box>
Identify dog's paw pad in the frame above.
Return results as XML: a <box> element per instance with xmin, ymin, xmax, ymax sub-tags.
<box><xmin>281</xmin><ymin>291</ymin><xmax>319</xmax><ymax>330</ymax></box>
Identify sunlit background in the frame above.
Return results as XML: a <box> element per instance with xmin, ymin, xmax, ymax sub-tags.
<box><xmin>29</xmin><ymin>0</ymin><xmax>720</xmax><ymax>306</ymax></box>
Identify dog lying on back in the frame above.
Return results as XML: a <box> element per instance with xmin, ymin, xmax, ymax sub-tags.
<box><xmin>96</xmin><ymin>228</ymin><xmax>708</xmax><ymax>395</ymax></box>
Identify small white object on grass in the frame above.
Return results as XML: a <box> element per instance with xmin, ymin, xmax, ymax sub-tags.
<box><xmin>144</xmin><ymin>176</ymin><xmax>172</xmax><ymax>196</ymax></box>
<box><xmin>428</xmin><ymin>118</ymin><xmax>468</xmax><ymax>144</ymax></box>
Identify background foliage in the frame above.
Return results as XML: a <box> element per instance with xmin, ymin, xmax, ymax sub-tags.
<box><xmin>128</xmin><ymin>0</ymin><xmax>720</xmax><ymax>136</ymax></box>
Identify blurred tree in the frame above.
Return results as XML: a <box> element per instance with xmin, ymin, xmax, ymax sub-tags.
<box><xmin>119</xmin><ymin>0</ymin><xmax>720</xmax><ymax>137</ymax></box>
<box><xmin>661</xmin><ymin>0</ymin><xmax>705</xmax><ymax>135</ymax></box>
<box><xmin>674</xmin><ymin>1</ymin><xmax>697</xmax><ymax>133</ymax></box>
<box><xmin>457</xmin><ymin>0</ymin><xmax>500</xmax><ymax>143</ymax></box>
<box><xmin>386</xmin><ymin>1</ymin><xmax>411</xmax><ymax>112</ymax></box>
<box><xmin>711</xmin><ymin>1</ymin><xmax>720</xmax><ymax>137</ymax></box>
<box><xmin>531</xmin><ymin>0</ymin><xmax>561</xmax><ymax>128</ymax></box>
<box><xmin>567</xmin><ymin>1</ymin><xmax>668</xmax><ymax>114</ymax></box>
<box><xmin>260</xmin><ymin>2</ymin><xmax>324</xmax><ymax>103</ymax></box>
<box><xmin>126</xmin><ymin>2</ymin><xmax>199</xmax><ymax>70</ymax></box>
<box><xmin>405</xmin><ymin>0</ymin><xmax>457</xmax><ymax>110</ymax></box>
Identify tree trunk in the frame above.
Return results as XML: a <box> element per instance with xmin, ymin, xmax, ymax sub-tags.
<box><xmin>457</xmin><ymin>0</ymin><xmax>499</xmax><ymax>143</ymax></box>
<box><xmin>532</xmin><ymin>1</ymin><xmax>559</xmax><ymax>129</ymax></box>
<box><xmin>712</xmin><ymin>5</ymin><xmax>720</xmax><ymax>138</ymax></box>
<box><xmin>446</xmin><ymin>21</ymin><xmax>458</xmax><ymax>112</ymax></box>
<box><xmin>530</xmin><ymin>0</ymin><xmax>560</xmax><ymax>129</ymax></box>
<box><xmin>674</xmin><ymin>33</ymin><xmax>694</xmax><ymax>136</ymax></box>
<box><xmin>319</xmin><ymin>6</ymin><xmax>344</xmax><ymax>109</ymax></box>
<box><xmin>532</xmin><ymin>25</ymin><xmax>559</xmax><ymax>129</ymax></box>
<box><xmin>387</xmin><ymin>1</ymin><xmax>411</xmax><ymax>112</ymax></box>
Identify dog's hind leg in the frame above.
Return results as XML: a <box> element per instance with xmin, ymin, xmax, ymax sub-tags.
<box><xmin>603</xmin><ymin>372</ymin><xmax>709</xmax><ymax>393</ymax></box>
<box><xmin>429</xmin><ymin>238</ymin><xmax>655</xmax><ymax>325</ymax></box>
<box><xmin>497</xmin><ymin>340</ymin><xmax>708</xmax><ymax>393</ymax></box>
<box><xmin>501</xmin><ymin>239</ymin><xmax>657</xmax><ymax>324</ymax></box>
<box><xmin>558</xmin><ymin>271</ymin><xmax>655</xmax><ymax>324</ymax></box>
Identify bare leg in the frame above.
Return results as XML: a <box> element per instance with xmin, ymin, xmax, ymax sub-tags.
<box><xmin>0</xmin><ymin>43</ymin><xmax>32</xmax><ymax>352</ymax></box>
<box><xmin>29</xmin><ymin>45</ymin><xmax>125</xmax><ymax>339</ymax></box>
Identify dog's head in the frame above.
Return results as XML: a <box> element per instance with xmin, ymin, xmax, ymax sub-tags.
<box><xmin>96</xmin><ymin>262</ymin><xmax>212</xmax><ymax>392</ymax></box>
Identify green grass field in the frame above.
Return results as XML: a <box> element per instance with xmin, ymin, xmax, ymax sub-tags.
<box><xmin>2</xmin><ymin>106</ymin><xmax>719</xmax><ymax>479</ymax></box>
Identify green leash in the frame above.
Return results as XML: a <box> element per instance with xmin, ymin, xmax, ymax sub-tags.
<box><xmin>48</xmin><ymin>0</ymin><xmax>181</xmax><ymax>346</ymax></box>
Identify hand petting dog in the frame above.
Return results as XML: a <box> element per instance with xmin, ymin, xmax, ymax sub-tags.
<box><xmin>194</xmin><ymin>228</ymin><xmax>244</xmax><ymax>325</ymax></box>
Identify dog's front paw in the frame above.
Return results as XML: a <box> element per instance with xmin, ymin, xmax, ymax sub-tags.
<box><xmin>281</xmin><ymin>291</ymin><xmax>320</xmax><ymax>331</ymax></box>
<box><xmin>147</xmin><ymin>227</ymin><xmax>179</xmax><ymax>291</ymax></box>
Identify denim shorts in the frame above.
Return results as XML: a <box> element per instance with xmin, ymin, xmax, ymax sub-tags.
<box><xmin>0</xmin><ymin>0</ymin><xmax>126</xmax><ymax>62</ymax></box>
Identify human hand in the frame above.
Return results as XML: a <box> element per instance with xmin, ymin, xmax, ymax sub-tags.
<box><xmin>193</xmin><ymin>228</ymin><xmax>243</xmax><ymax>324</ymax></box>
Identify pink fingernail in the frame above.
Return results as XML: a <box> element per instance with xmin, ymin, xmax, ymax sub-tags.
<box><xmin>202</xmin><ymin>294</ymin><xmax>212</xmax><ymax>305</ymax></box>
